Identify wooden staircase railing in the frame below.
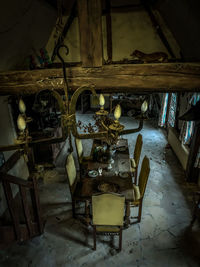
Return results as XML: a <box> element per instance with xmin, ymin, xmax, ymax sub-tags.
<box><xmin>0</xmin><ymin>151</ymin><xmax>44</xmax><ymax>248</ymax></box>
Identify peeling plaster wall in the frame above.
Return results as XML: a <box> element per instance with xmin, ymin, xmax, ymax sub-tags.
<box><xmin>110</xmin><ymin>10</ymin><xmax>169</xmax><ymax>61</ymax></box>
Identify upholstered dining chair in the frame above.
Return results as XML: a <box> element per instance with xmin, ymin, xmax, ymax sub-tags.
<box><xmin>130</xmin><ymin>134</ymin><xmax>143</xmax><ymax>184</ymax></box>
<box><xmin>130</xmin><ymin>155</ymin><xmax>150</xmax><ymax>223</ymax></box>
<box><xmin>75</xmin><ymin>138</ymin><xmax>92</xmax><ymax>178</ymax></box>
<box><xmin>65</xmin><ymin>153</ymin><xmax>86</xmax><ymax>218</ymax></box>
<box><xmin>92</xmin><ymin>193</ymin><xmax>125</xmax><ymax>251</ymax></box>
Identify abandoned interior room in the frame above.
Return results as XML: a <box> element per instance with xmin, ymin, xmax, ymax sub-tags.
<box><xmin>0</xmin><ymin>0</ymin><xmax>200</xmax><ymax>266</ymax></box>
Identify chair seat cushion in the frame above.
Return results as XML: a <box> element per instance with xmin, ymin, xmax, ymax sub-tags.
<box><xmin>96</xmin><ymin>226</ymin><xmax>120</xmax><ymax>233</ymax></box>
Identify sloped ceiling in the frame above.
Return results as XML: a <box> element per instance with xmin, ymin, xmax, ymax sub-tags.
<box><xmin>45</xmin><ymin>0</ymin><xmax>200</xmax><ymax>61</ymax></box>
<box><xmin>0</xmin><ymin>0</ymin><xmax>57</xmax><ymax>71</ymax></box>
<box><xmin>0</xmin><ymin>0</ymin><xmax>199</xmax><ymax>72</ymax></box>
<box><xmin>154</xmin><ymin>0</ymin><xmax>200</xmax><ymax>60</ymax></box>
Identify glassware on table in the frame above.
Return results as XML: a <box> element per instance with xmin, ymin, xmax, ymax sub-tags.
<box><xmin>98</xmin><ymin>167</ymin><xmax>103</xmax><ymax>176</ymax></box>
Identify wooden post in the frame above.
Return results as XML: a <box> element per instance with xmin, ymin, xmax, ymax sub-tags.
<box><xmin>166</xmin><ymin>93</ymin><xmax>172</xmax><ymax>130</ymax></box>
<box><xmin>32</xmin><ymin>176</ymin><xmax>43</xmax><ymax>234</ymax></box>
<box><xmin>105</xmin><ymin>0</ymin><xmax>112</xmax><ymax>62</ymax></box>
<box><xmin>124</xmin><ymin>201</ymin><xmax>131</xmax><ymax>228</ymax></box>
<box><xmin>77</xmin><ymin>0</ymin><xmax>103</xmax><ymax>67</ymax></box>
<box><xmin>19</xmin><ymin>186</ymin><xmax>34</xmax><ymax>238</ymax></box>
<box><xmin>2</xmin><ymin>180</ymin><xmax>21</xmax><ymax>240</ymax></box>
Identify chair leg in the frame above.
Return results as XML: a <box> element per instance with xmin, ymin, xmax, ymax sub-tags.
<box><xmin>93</xmin><ymin>226</ymin><xmax>96</xmax><ymax>250</ymax></box>
<box><xmin>119</xmin><ymin>227</ymin><xmax>122</xmax><ymax>251</ymax></box>
<box><xmin>138</xmin><ymin>200</ymin><xmax>143</xmax><ymax>222</ymax></box>
<box><xmin>135</xmin><ymin>168</ymin><xmax>138</xmax><ymax>185</ymax></box>
<box><xmin>72</xmin><ymin>199</ymin><xmax>76</xmax><ymax>218</ymax></box>
<box><xmin>80</xmin><ymin>164</ymin><xmax>83</xmax><ymax>180</ymax></box>
<box><xmin>85</xmin><ymin>200</ymin><xmax>91</xmax><ymax>225</ymax></box>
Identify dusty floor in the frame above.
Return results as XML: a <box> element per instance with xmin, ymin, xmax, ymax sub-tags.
<box><xmin>0</xmin><ymin>115</ymin><xmax>200</xmax><ymax>267</ymax></box>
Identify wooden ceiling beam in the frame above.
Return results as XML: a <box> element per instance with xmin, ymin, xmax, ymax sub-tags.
<box><xmin>77</xmin><ymin>0</ymin><xmax>103</xmax><ymax>67</ymax></box>
<box><xmin>0</xmin><ymin>63</ymin><xmax>200</xmax><ymax>95</ymax></box>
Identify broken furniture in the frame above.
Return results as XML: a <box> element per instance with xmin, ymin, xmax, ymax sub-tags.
<box><xmin>109</xmin><ymin>94</ymin><xmax>147</xmax><ymax>116</ymax></box>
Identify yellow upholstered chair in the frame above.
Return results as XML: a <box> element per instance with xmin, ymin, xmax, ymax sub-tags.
<box><xmin>75</xmin><ymin>138</ymin><xmax>92</xmax><ymax>178</ymax></box>
<box><xmin>65</xmin><ymin>153</ymin><xmax>86</xmax><ymax>218</ymax></box>
<box><xmin>92</xmin><ymin>193</ymin><xmax>125</xmax><ymax>251</ymax></box>
<box><xmin>130</xmin><ymin>134</ymin><xmax>143</xmax><ymax>184</ymax></box>
<box><xmin>131</xmin><ymin>156</ymin><xmax>150</xmax><ymax>223</ymax></box>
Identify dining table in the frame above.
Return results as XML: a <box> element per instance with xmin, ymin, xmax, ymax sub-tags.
<box><xmin>80</xmin><ymin>138</ymin><xmax>134</xmax><ymax>227</ymax></box>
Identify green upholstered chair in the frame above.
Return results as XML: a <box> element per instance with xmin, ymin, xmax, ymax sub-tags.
<box><xmin>65</xmin><ymin>153</ymin><xmax>86</xmax><ymax>218</ymax></box>
<box><xmin>92</xmin><ymin>193</ymin><xmax>125</xmax><ymax>251</ymax></box>
<box><xmin>75</xmin><ymin>138</ymin><xmax>92</xmax><ymax>178</ymax></box>
<box><xmin>130</xmin><ymin>134</ymin><xmax>143</xmax><ymax>184</ymax></box>
<box><xmin>131</xmin><ymin>156</ymin><xmax>150</xmax><ymax>223</ymax></box>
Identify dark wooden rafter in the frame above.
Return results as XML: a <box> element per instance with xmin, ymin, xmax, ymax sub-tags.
<box><xmin>77</xmin><ymin>0</ymin><xmax>103</xmax><ymax>67</ymax></box>
<box><xmin>105</xmin><ymin>0</ymin><xmax>112</xmax><ymax>62</ymax></box>
<box><xmin>0</xmin><ymin>63</ymin><xmax>200</xmax><ymax>95</ymax></box>
<box><xmin>0</xmin><ymin>150</ymin><xmax>22</xmax><ymax>173</ymax></box>
<box><xmin>51</xmin><ymin>0</ymin><xmax>77</xmax><ymax>62</ymax></box>
<box><xmin>44</xmin><ymin>0</ymin><xmax>58</xmax><ymax>10</ymax></box>
<box><xmin>142</xmin><ymin>0</ymin><xmax>175</xmax><ymax>58</ymax></box>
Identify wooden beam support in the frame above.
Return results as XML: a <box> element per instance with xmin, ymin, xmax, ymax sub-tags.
<box><xmin>77</xmin><ymin>0</ymin><xmax>103</xmax><ymax>67</ymax></box>
<box><xmin>0</xmin><ymin>150</ymin><xmax>22</xmax><ymax>173</ymax></box>
<box><xmin>0</xmin><ymin>63</ymin><xmax>200</xmax><ymax>95</ymax></box>
<box><xmin>105</xmin><ymin>0</ymin><xmax>112</xmax><ymax>62</ymax></box>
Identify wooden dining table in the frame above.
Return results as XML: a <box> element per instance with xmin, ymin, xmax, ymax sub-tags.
<box><xmin>80</xmin><ymin>138</ymin><xmax>134</xmax><ymax>227</ymax></box>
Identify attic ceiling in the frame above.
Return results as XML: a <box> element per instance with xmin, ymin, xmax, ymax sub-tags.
<box><xmin>44</xmin><ymin>0</ymin><xmax>200</xmax><ymax>61</ymax></box>
<box><xmin>0</xmin><ymin>0</ymin><xmax>200</xmax><ymax>94</ymax></box>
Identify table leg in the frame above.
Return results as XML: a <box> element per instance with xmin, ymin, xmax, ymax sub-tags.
<box><xmin>85</xmin><ymin>200</ymin><xmax>91</xmax><ymax>225</ymax></box>
<box><xmin>124</xmin><ymin>201</ymin><xmax>130</xmax><ymax>228</ymax></box>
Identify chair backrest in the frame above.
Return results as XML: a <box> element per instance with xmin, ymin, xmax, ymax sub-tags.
<box><xmin>134</xmin><ymin>134</ymin><xmax>143</xmax><ymax>167</ymax></box>
<box><xmin>92</xmin><ymin>193</ymin><xmax>125</xmax><ymax>226</ymax></box>
<box><xmin>75</xmin><ymin>138</ymin><xmax>83</xmax><ymax>161</ymax></box>
<box><xmin>65</xmin><ymin>153</ymin><xmax>77</xmax><ymax>195</ymax></box>
<box><xmin>138</xmin><ymin>156</ymin><xmax>150</xmax><ymax>198</ymax></box>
